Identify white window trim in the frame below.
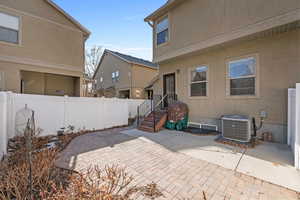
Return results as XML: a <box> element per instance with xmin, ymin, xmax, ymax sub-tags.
<box><xmin>188</xmin><ymin>65</ymin><xmax>209</xmax><ymax>99</ymax></box>
<box><xmin>0</xmin><ymin>10</ymin><xmax>22</xmax><ymax>46</ymax></box>
<box><xmin>155</xmin><ymin>14</ymin><xmax>170</xmax><ymax>48</ymax></box>
<box><xmin>225</xmin><ymin>54</ymin><xmax>260</xmax><ymax>99</ymax></box>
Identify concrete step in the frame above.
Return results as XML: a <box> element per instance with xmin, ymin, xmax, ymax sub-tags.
<box><xmin>141</xmin><ymin>121</ymin><xmax>155</xmax><ymax>127</ymax></box>
<box><xmin>138</xmin><ymin>125</ymin><xmax>155</xmax><ymax>132</ymax></box>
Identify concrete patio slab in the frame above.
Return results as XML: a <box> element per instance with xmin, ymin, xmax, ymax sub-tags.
<box><xmin>121</xmin><ymin>129</ymin><xmax>300</xmax><ymax>192</ymax></box>
<box><xmin>122</xmin><ymin>129</ymin><xmax>244</xmax><ymax>170</ymax></box>
<box><xmin>237</xmin><ymin>142</ymin><xmax>300</xmax><ymax>192</ymax></box>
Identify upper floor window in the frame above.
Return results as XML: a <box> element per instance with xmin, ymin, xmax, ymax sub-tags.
<box><xmin>190</xmin><ymin>66</ymin><xmax>208</xmax><ymax>97</ymax></box>
<box><xmin>0</xmin><ymin>12</ymin><xmax>19</xmax><ymax>44</ymax></box>
<box><xmin>228</xmin><ymin>57</ymin><xmax>256</xmax><ymax>96</ymax></box>
<box><xmin>112</xmin><ymin>71</ymin><xmax>120</xmax><ymax>82</ymax></box>
<box><xmin>156</xmin><ymin>16</ymin><xmax>169</xmax><ymax>46</ymax></box>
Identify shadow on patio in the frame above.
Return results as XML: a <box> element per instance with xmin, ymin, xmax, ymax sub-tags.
<box><xmin>121</xmin><ymin>128</ymin><xmax>300</xmax><ymax>192</ymax></box>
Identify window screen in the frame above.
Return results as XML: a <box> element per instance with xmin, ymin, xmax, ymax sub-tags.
<box><xmin>156</xmin><ymin>17</ymin><xmax>169</xmax><ymax>45</ymax></box>
<box><xmin>0</xmin><ymin>12</ymin><xmax>19</xmax><ymax>44</ymax></box>
<box><xmin>190</xmin><ymin>66</ymin><xmax>208</xmax><ymax>97</ymax></box>
<box><xmin>228</xmin><ymin>57</ymin><xmax>256</xmax><ymax>96</ymax></box>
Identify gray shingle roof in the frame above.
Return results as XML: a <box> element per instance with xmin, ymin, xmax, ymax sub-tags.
<box><xmin>106</xmin><ymin>50</ymin><xmax>158</xmax><ymax>69</ymax></box>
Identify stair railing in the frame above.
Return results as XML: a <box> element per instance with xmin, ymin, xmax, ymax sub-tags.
<box><xmin>137</xmin><ymin>93</ymin><xmax>177</xmax><ymax>131</ymax></box>
<box><xmin>152</xmin><ymin>94</ymin><xmax>167</xmax><ymax>132</ymax></box>
<box><xmin>136</xmin><ymin>99</ymin><xmax>152</xmax><ymax>127</ymax></box>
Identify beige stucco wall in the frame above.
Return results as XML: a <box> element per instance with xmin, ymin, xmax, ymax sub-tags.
<box><xmin>0</xmin><ymin>61</ymin><xmax>82</xmax><ymax>95</ymax></box>
<box><xmin>0</xmin><ymin>0</ymin><xmax>86</xmax><ymax>96</ymax></box>
<box><xmin>94</xmin><ymin>53</ymin><xmax>158</xmax><ymax>99</ymax></box>
<box><xmin>153</xmin><ymin>0</ymin><xmax>300</xmax><ymax>60</ymax></box>
<box><xmin>155</xmin><ymin>29</ymin><xmax>300</xmax><ymax>142</ymax></box>
<box><xmin>94</xmin><ymin>53</ymin><xmax>131</xmax><ymax>92</ymax></box>
<box><xmin>131</xmin><ymin>64</ymin><xmax>158</xmax><ymax>88</ymax></box>
<box><xmin>131</xmin><ymin>64</ymin><xmax>158</xmax><ymax>99</ymax></box>
<box><xmin>21</xmin><ymin>71</ymin><xmax>77</xmax><ymax>96</ymax></box>
<box><xmin>44</xmin><ymin>73</ymin><xmax>76</xmax><ymax>96</ymax></box>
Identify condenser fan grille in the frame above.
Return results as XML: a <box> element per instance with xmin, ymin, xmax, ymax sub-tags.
<box><xmin>222</xmin><ymin>115</ymin><xmax>251</xmax><ymax>142</ymax></box>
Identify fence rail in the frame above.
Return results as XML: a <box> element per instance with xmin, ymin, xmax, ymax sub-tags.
<box><xmin>0</xmin><ymin>92</ymin><xmax>147</xmax><ymax>159</ymax></box>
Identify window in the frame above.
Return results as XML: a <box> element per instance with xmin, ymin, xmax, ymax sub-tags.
<box><xmin>228</xmin><ymin>57</ymin><xmax>256</xmax><ymax>96</ymax></box>
<box><xmin>156</xmin><ymin>16</ymin><xmax>169</xmax><ymax>45</ymax></box>
<box><xmin>112</xmin><ymin>72</ymin><xmax>115</xmax><ymax>81</ymax></box>
<box><xmin>115</xmin><ymin>71</ymin><xmax>119</xmax><ymax>79</ymax></box>
<box><xmin>112</xmin><ymin>71</ymin><xmax>120</xmax><ymax>82</ymax></box>
<box><xmin>100</xmin><ymin>77</ymin><xmax>103</xmax><ymax>82</ymax></box>
<box><xmin>0</xmin><ymin>12</ymin><xmax>19</xmax><ymax>44</ymax></box>
<box><xmin>190</xmin><ymin>66</ymin><xmax>208</xmax><ymax>97</ymax></box>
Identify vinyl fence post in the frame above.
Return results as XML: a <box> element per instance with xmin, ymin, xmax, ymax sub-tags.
<box><xmin>0</xmin><ymin>92</ymin><xmax>8</xmax><ymax>159</ymax></box>
<box><xmin>137</xmin><ymin>106</ymin><xmax>140</xmax><ymax>127</ymax></box>
<box><xmin>295</xmin><ymin>84</ymin><xmax>300</xmax><ymax>169</ymax></box>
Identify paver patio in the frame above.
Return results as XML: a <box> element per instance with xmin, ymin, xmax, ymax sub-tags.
<box><xmin>56</xmin><ymin>128</ymin><xmax>300</xmax><ymax>200</ymax></box>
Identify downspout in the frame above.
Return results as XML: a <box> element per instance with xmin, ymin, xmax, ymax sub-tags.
<box><xmin>130</xmin><ymin>64</ymin><xmax>133</xmax><ymax>99</ymax></box>
<box><xmin>146</xmin><ymin>21</ymin><xmax>154</xmax><ymax>28</ymax></box>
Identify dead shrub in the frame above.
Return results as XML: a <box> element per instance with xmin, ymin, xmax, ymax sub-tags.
<box><xmin>41</xmin><ymin>165</ymin><xmax>163</xmax><ymax>200</ymax></box>
<box><xmin>0</xmin><ymin>149</ymin><xmax>71</xmax><ymax>200</ymax></box>
<box><xmin>1</xmin><ymin>134</ymin><xmax>163</xmax><ymax>200</ymax></box>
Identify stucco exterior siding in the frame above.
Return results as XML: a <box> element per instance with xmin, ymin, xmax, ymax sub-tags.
<box><xmin>0</xmin><ymin>0</ymin><xmax>87</xmax><ymax>96</ymax></box>
<box><xmin>0</xmin><ymin>7</ymin><xmax>84</xmax><ymax>71</ymax></box>
<box><xmin>94</xmin><ymin>51</ymin><xmax>158</xmax><ymax>99</ymax></box>
<box><xmin>94</xmin><ymin>53</ymin><xmax>131</xmax><ymax>91</ymax></box>
<box><xmin>131</xmin><ymin>64</ymin><xmax>158</xmax><ymax>89</ymax></box>
<box><xmin>152</xmin><ymin>0</ymin><xmax>300</xmax><ymax>62</ymax></box>
<box><xmin>154</xmin><ymin>29</ymin><xmax>300</xmax><ymax>143</ymax></box>
<box><xmin>0</xmin><ymin>0</ymin><xmax>80</xmax><ymax>30</ymax></box>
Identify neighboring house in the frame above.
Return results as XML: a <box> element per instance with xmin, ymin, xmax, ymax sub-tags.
<box><xmin>82</xmin><ymin>74</ymin><xmax>95</xmax><ymax>97</ymax></box>
<box><xmin>93</xmin><ymin>49</ymin><xmax>158</xmax><ymax>99</ymax></box>
<box><xmin>0</xmin><ymin>0</ymin><xmax>90</xmax><ymax>97</ymax></box>
<box><xmin>145</xmin><ymin>0</ymin><xmax>300</xmax><ymax>143</ymax></box>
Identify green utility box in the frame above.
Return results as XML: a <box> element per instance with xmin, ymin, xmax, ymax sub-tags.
<box><xmin>165</xmin><ymin>115</ymin><xmax>188</xmax><ymax>131</ymax></box>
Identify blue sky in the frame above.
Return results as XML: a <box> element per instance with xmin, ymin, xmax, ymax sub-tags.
<box><xmin>53</xmin><ymin>0</ymin><xmax>166</xmax><ymax>61</ymax></box>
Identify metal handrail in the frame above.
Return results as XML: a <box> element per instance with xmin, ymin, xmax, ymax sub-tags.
<box><xmin>154</xmin><ymin>94</ymin><xmax>168</xmax><ymax>110</ymax></box>
<box><xmin>137</xmin><ymin>93</ymin><xmax>177</xmax><ymax>131</ymax></box>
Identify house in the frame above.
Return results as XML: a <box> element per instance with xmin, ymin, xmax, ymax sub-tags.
<box><xmin>93</xmin><ymin>49</ymin><xmax>158</xmax><ymax>99</ymax></box>
<box><xmin>144</xmin><ymin>0</ymin><xmax>300</xmax><ymax>143</ymax></box>
<box><xmin>0</xmin><ymin>0</ymin><xmax>90</xmax><ymax>97</ymax></box>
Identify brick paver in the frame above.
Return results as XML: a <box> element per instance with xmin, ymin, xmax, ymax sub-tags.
<box><xmin>56</xmin><ymin>128</ymin><xmax>300</xmax><ymax>200</ymax></box>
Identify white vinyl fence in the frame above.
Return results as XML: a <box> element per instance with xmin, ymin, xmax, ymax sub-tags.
<box><xmin>288</xmin><ymin>84</ymin><xmax>300</xmax><ymax>170</ymax></box>
<box><xmin>0</xmin><ymin>92</ymin><xmax>148</xmax><ymax>159</ymax></box>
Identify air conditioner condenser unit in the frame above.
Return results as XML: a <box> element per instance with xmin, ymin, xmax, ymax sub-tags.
<box><xmin>222</xmin><ymin>115</ymin><xmax>252</xmax><ymax>143</ymax></box>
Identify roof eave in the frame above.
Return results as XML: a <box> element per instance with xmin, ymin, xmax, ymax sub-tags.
<box><xmin>144</xmin><ymin>0</ymin><xmax>187</xmax><ymax>22</ymax></box>
<box><xmin>46</xmin><ymin>0</ymin><xmax>91</xmax><ymax>37</ymax></box>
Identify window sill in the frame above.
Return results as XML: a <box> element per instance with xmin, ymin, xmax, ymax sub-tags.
<box><xmin>225</xmin><ymin>95</ymin><xmax>260</xmax><ymax>100</ymax></box>
<box><xmin>156</xmin><ymin>41</ymin><xmax>169</xmax><ymax>48</ymax></box>
<box><xmin>188</xmin><ymin>96</ymin><xmax>209</xmax><ymax>100</ymax></box>
<box><xmin>0</xmin><ymin>40</ymin><xmax>22</xmax><ymax>47</ymax></box>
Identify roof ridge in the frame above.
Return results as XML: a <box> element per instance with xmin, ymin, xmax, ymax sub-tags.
<box><xmin>107</xmin><ymin>49</ymin><xmax>153</xmax><ymax>63</ymax></box>
<box><xmin>105</xmin><ymin>49</ymin><xmax>158</xmax><ymax>68</ymax></box>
